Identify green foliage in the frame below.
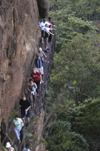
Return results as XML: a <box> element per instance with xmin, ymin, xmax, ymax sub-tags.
<box><xmin>45</xmin><ymin>0</ymin><xmax>100</xmax><ymax>150</ymax></box>
<box><xmin>8</xmin><ymin>110</ymin><xmax>17</xmax><ymax>121</ymax></box>
<box><xmin>72</xmin><ymin>0</ymin><xmax>100</xmax><ymax>20</ymax></box>
<box><xmin>50</xmin><ymin>31</ymin><xmax>100</xmax><ymax>102</ymax></box>
<box><xmin>49</xmin><ymin>0</ymin><xmax>100</xmax><ymax>21</ymax></box>
<box><xmin>48</xmin><ymin>0</ymin><xmax>99</xmax><ymax>52</ymax></box>
<box><xmin>2</xmin><ymin>146</ymin><xmax>5</xmax><ymax>151</ymax></box>
<box><xmin>72</xmin><ymin>98</ymin><xmax>100</xmax><ymax>137</ymax></box>
<box><xmin>49</xmin><ymin>0</ymin><xmax>71</xmax><ymax>11</ymax></box>
<box><xmin>67</xmin><ymin>98</ymin><xmax>100</xmax><ymax>151</ymax></box>
<box><xmin>45</xmin><ymin>121</ymin><xmax>88</xmax><ymax>151</ymax></box>
<box><xmin>25</xmin><ymin>132</ymin><xmax>33</xmax><ymax>137</ymax></box>
<box><xmin>44</xmin><ymin>32</ymin><xmax>100</xmax><ymax>151</ymax></box>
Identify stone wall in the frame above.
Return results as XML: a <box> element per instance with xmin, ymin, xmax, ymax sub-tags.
<box><xmin>0</xmin><ymin>0</ymin><xmax>49</xmax><ymax>119</ymax></box>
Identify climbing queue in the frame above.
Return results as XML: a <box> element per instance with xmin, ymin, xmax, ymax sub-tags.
<box><xmin>5</xmin><ymin>17</ymin><xmax>55</xmax><ymax>151</ymax></box>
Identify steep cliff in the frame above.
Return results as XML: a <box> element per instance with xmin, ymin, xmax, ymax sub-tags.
<box><xmin>0</xmin><ymin>0</ymin><xmax>49</xmax><ymax>119</ymax></box>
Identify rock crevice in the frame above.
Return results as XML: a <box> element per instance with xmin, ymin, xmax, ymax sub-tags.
<box><xmin>37</xmin><ymin>0</ymin><xmax>49</xmax><ymax>18</ymax></box>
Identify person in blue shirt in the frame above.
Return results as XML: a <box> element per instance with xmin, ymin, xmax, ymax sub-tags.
<box><xmin>34</xmin><ymin>55</ymin><xmax>49</xmax><ymax>83</ymax></box>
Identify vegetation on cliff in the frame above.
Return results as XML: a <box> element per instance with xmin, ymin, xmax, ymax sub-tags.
<box><xmin>43</xmin><ymin>0</ymin><xmax>100</xmax><ymax>151</ymax></box>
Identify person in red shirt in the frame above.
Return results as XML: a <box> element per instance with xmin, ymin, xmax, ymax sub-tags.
<box><xmin>30</xmin><ymin>68</ymin><xmax>41</xmax><ymax>94</ymax></box>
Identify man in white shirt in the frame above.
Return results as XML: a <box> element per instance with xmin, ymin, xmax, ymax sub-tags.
<box><xmin>39</xmin><ymin>19</ymin><xmax>47</xmax><ymax>43</ymax></box>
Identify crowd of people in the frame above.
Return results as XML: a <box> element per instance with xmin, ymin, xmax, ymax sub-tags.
<box><xmin>39</xmin><ymin>17</ymin><xmax>55</xmax><ymax>52</ymax></box>
<box><xmin>4</xmin><ymin>17</ymin><xmax>55</xmax><ymax>151</ymax></box>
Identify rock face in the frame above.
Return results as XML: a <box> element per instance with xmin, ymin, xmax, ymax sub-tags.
<box><xmin>0</xmin><ymin>0</ymin><xmax>49</xmax><ymax>119</ymax></box>
<box><xmin>37</xmin><ymin>0</ymin><xmax>49</xmax><ymax>18</ymax></box>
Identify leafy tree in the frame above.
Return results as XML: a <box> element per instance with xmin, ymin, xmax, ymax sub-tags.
<box><xmin>44</xmin><ymin>1</ymin><xmax>100</xmax><ymax>151</ymax></box>
<box><xmin>68</xmin><ymin>98</ymin><xmax>100</xmax><ymax>151</ymax></box>
<box><xmin>44</xmin><ymin>121</ymin><xmax>89</xmax><ymax>151</ymax></box>
<box><xmin>72</xmin><ymin>0</ymin><xmax>100</xmax><ymax>20</ymax></box>
<box><xmin>43</xmin><ymin>31</ymin><xmax>100</xmax><ymax>150</ymax></box>
<box><xmin>48</xmin><ymin>0</ymin><xmax>98</xmax><ymax>52</ymax></box>
<box><xmin>50</xmin><ymin>31</ymin><xmax>100</xmax><ymax>102</ymax></box>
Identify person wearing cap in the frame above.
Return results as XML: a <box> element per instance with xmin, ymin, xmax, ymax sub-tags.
<box><xmin>37</xmin><ymin>47</ymin><xmax>47</xmax><ymax>58</ymax></box>
<box><xmin>39</xmin><ymin>19</ymin><xmax>47</xmax><ymax>43</ymax></box>
<box><xmin>5</xmin><ymin>142</ymin><xmax>15</xmax><ymax>151</ymax></box>
<box><xmin>33</xmin><ymin>55</ymin><xmax>49</xmax><ymax>83</ymax></box>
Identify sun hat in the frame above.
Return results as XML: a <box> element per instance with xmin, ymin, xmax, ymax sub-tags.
<box><xmin>39</xmin><ymin>47</ymin><xmax>42</xmax><ymax>52</ymax></box>
<box><xmin>6</xmin><ymin>142</ymin><xmax>11</xmax><ymax>148</ymax></box>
